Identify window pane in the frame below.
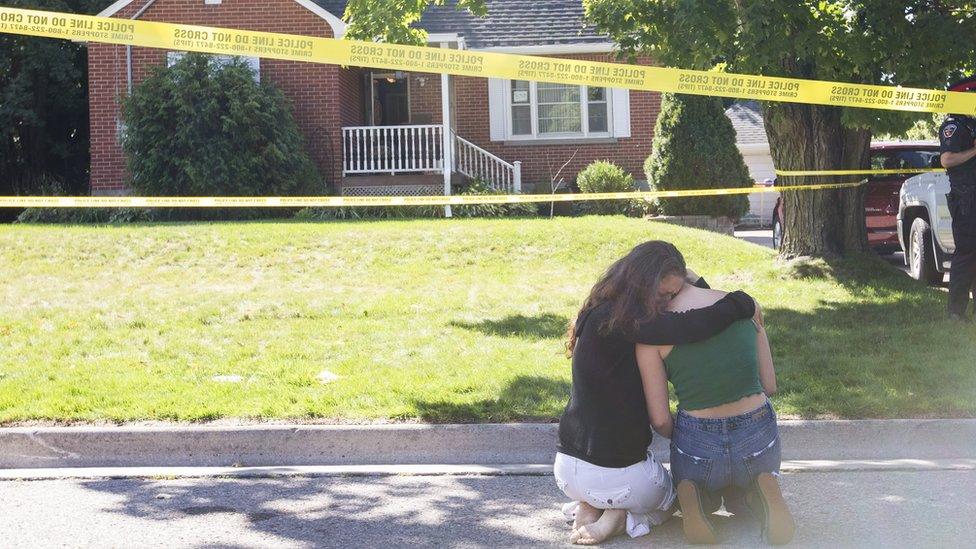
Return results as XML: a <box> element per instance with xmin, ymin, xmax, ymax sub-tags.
<box><xmin>512</xmin><ymin>105</ymin><xmax>532</xmax><ymax>135</ymax></box>
<box><xmin>537</xmin><ymin>82</ymin><xmax>580</xmax><ymax>103</ymax></box>
<box><xmin>511</xmin><ymin>80</ymin><xmax>530</xmax><ymax>104</ymax></box>
<box><xmin>537</xmin><ymin>82</ymin><xmax>581</xmax><ymax>134</ymax></box>
<box><xmin>588</xmin><ymin>103</ymin><xmax>608</xmax><ymax>133</ymax></box>
<box><xmin>587</xmin><ymin>87</ymin><xmax>608</xmax><ymax>133</ymax></box>
<box><xmin>870</xmin><ymin>154</ymin><xmax>888</xmax><ymax>171</ymax></box>
<box><xmin>897</xmin><ymin>151</ymin><xmax>938</xmax><ymax>169</ymax></box>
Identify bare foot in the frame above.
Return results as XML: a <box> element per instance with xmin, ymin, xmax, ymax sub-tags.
<box><xmin>573</xmin><ymin>501</ymin><xmax>603</xmax><ymax>533</ymax></box>
<box><xmin>571</xmin><ymin>508</ymin><xmax>627</xmax><ymax>545</ymax></box>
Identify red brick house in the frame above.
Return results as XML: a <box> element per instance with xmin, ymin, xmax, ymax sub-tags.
<box><xmin>89</xmin><ymin>0</ymin><xmax>659</xmax><ymax>196</ymax></box>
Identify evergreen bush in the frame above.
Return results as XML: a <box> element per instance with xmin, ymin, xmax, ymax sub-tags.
<box><xmin>121</xmin><ymin>53</ymin><xmax>322</xmax><ymax>220</ymax></box>
<box><xmin>644</xmin><ymin>93</ymin><xmax>751</xmax><ymax>220</ymax></box>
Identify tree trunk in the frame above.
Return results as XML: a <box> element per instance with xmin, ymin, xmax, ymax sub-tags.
<box><xmin>763</xmin><ymin>102</ymin><xmax>871</xmax><ymax>258</ymax></box>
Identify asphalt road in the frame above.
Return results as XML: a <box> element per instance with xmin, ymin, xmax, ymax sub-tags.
<box><xmin>2</xmin><ymin>469</ymin><xmax>973</xmax><ymax>548</ymax></box>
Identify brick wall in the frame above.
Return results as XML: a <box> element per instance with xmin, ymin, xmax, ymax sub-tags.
<box><xmin>88</xmin><ymin>0</ymin><xmax>340</xmax><ymax>195</ymax></box>
<box><xmin>339</xmin><ymin>67</ymin><xmax>364</xmax><ymax>127</ymax></box>
<box><xmin>90</xmin><ymin>7</ymin><xmax>660</xmax><ymax>196</ymax></box>
<box><xmin>337</xmin><ymin>54</ymin><xmax>658</xmax><ymax>191</ymax></box>
<box><xmin>453</xmin><ymin>53</ymin><xmax>659</xmax><ymax>191</ymax></box>
<box><xmin>407</xmin><ymin>72</ymin><xmax>443</xmax><ymax>125</ymax></box>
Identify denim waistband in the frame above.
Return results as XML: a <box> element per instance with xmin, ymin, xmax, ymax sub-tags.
<box><xmin>675</xmin><ymin>400</ymin><xmax>773</xmax><ymax>433</ymax></box>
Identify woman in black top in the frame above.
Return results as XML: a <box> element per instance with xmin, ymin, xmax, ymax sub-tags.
<box><xmin>553</xmin><ymin>241</ymin><xmax>759</xmax><ymax>545</ymax></box>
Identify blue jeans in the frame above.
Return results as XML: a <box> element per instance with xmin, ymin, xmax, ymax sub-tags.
<box><xmin>669</xmin><ymin>400</ymin><xmax>781</xmax><ymax>514</ymax></box>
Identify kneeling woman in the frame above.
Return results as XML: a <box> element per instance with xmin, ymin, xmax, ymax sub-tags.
<box><xmin>636</xmin><ymin>248</ymin><xmax>795</xmax><ymax>545</ymax></box>
<box><xmin>555</xmin><ymin>241</ymin><xmax>759</xmax><ymax>545</ymax></box>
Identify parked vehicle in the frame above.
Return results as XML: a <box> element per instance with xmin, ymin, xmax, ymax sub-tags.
<box><xmin>771</xmin><ymin>142</ymin><xmax>942</xmax><ymax>252</ymax></box>
<box><xmin>898</xmin><ymin>171</ymin><xmax>953</xmax><ymax>285</ymax></box>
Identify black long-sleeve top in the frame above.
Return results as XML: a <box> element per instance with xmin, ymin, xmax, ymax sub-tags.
<box><xmin>557</xmin><ymin>280</ymin><xmax>756</xmax><ymax>467</ymax></box>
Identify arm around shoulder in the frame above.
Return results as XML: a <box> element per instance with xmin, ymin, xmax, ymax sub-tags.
<box><xmin>636</xmin><ymin>343</ymin><xmax>674</xmax><ymax>438</ymax></box>
<box><xmin>625</xmin><ymin>290</ymin><xmax>757</xmax><ymax>346</ymax></box>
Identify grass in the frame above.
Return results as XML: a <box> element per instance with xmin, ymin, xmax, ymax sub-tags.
<box><xmin>0</xmin><ymin>216</ymin><xmax>973</xmax><ymax>424</ymax></box>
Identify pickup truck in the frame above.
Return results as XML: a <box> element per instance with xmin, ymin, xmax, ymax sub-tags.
<box><xmin>897</xmin><ymin>171</ymin><xmax>953</xmax><ymax>285</ymax></box>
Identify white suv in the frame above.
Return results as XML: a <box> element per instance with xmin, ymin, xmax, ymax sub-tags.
<box><xmin>898</xmin><ymin>172</ymin><xmax>954</xmax><ymax>284</ymax></box>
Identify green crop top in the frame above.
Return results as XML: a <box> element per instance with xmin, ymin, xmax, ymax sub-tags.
<box><xmin>663</xmin><ymin>318</ymin><xmax>763</xmax><ymax>411</ymax></box>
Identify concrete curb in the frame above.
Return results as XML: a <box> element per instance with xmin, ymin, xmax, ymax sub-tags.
<box><xmin>2</xmin><ymin>459</ymin><xmax>974</xmax><ymax>481</ymax></box>
<box><xmin>2</xmin><ymin>419</ymin><xmax>975</xmax><ymax>469</ymax></box>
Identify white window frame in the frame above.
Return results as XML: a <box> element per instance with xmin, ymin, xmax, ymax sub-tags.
<box><xmin>166</xmin><ymin>51</ymin><xmax>260</xmax><ymax>83</ymax></box>
<box><xmin>503</xmin><ymin>80</ymin><xmax>613</xmax><ymax>140</ymax></box>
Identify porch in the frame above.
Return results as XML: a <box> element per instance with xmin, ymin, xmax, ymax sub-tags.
<box><xmin>340</xmin><ymin>124</ymin><xmax>522</xmax><ymax>196</ymax></box>
<box><xmin>338</xmin><ymin>62</ymin><xmax>521</xmax><ymax>199</ymax></box>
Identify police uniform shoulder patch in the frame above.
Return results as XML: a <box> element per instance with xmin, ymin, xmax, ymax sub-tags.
<box><xmin>944</xmin><ymin>124</ymin><xmax>958</xmax><ymax>138</ymax></box>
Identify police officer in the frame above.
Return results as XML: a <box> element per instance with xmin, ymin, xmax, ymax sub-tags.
<box><xmin>939</xmin><ymin>75</ymin><xmax>976</xmax><ymax>321</ymax></box>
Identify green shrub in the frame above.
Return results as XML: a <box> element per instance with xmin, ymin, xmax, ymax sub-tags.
<box><xmin>295</xmin><ymin>178</ymin><xmax>537</xmax><ymax>221</ymax></box>
<box><xmin>451</xmin><ymin>179</ymin><xmax>537</xmax><ymax>218</ymax></box>
<box><xmin>574</xmin><ymin>160</ymin><xmax>642</xmax><ymax>216</ymax></box>
<box><xmin>16</xmin><ymin>207</ymin><xmax>108</xmax><ymax>224</ymax></box>
<box><xmin>294</xmin><ymin>204</ymin><xmax>442</xmax><ymax>221</ymax></box>
<box><xmin>16</xmin><ymin>207</ymin><xmax>159</xmax><ymax>224</ymax></box>
<box><xmin>121</xmin><ymin>53</ymin><xmax>322</xmax><ymax>220</ymax></box>
<box><xmin>644</xmin><ymin>93</ymin><xmax>751</xmax><ymax>220</ymax></box>
<box><xmin>15</xmin><ymin>176</ymin><xmax>94</xmax><ymax>223</ymax></box>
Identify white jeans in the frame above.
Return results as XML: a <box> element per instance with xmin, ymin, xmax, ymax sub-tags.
<box><xmin>553</xmin><ymin>451</ymin><xmax>676</xmax><ymax>538</ymax></box>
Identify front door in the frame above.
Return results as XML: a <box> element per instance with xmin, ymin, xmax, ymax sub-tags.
<box><xmin>370</xmin><ymin>73</ymin><xmax>410</xmax><ymax>126</ymax></box>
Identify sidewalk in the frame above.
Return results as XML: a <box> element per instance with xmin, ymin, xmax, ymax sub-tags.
<box><xmin>3</xmin><ymin>468</ymin><xmax>974</xmax><ymax>548</ymax></box>
<box><xmin>4</xmin><ymin>419</ymin><xmax>975</xmax><ymax>547</ymax></box>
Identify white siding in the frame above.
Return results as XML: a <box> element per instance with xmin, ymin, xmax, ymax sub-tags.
<box><xmin>741</xmin><ymin>147</ymin><xmax>779</xmax><ymax>227</ymax></box>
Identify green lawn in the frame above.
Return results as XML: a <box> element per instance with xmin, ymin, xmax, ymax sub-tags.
<box><xmin>0</xmin><ymin>216</ymin><xmax>973</xmax><ymax>424</ymax></box>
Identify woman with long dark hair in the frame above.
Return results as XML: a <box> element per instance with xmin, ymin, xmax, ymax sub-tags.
<box><xmin>555</xmin><ymin>240</ymin><xmax>760</xmax><ymax>544</ymax></box>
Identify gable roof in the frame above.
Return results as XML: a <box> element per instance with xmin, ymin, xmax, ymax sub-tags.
<box><xmin>98</xmin><ymin>0</ymin><xmax>346</xmax><ymax>37</ymax></box>
<box><xmin>315</xmin><ymin>0</ymin><xmax>612</xmax><ymax>50</ymax></box>
<box><xmin>725</xmin><ymin>101</ymin><xmax>768</xmax><ymax>146</ymax></box>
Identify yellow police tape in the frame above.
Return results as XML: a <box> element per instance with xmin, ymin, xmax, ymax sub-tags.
<box><xmin>776</xmin><ymin>168</ymin><xmax>945</xmax><ymax>177</ymax></box>
<box><xmin>0</xmin><ymin>180</ymin><xmax>865</xmax><ymax>209</ymax></box>
<box><xmin>0</xmin><ymin>6</ymin><xmax>973</xmax><ymax>115</ymax></box>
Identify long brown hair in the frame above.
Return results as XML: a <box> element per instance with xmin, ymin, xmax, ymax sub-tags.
<box><xmin>566</xmin><ymin>241</ymin><xmax>687</xmax><ymax>356</ymax></box>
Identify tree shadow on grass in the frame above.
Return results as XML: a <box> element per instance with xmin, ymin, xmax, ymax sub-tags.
<box><xmin>409</xmin><ymin>375</ymin><xmax>570</xmax><ymax>423</ymax></box>
<box><xmin>764</xmin><ymin>295</ymin><xmax>976</xmax><ymax>419</ymax></box>
<box><xmin>779</xmin><ymin>252</ymin><xmax>947</xmax><ymax>298</ymax></box>
<box><xmin>449</xmin><ymin>313</ymin><xmax>569</xmax><ymax>340</ymax></box>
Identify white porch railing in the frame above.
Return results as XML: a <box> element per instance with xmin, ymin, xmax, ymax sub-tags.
<box><xmin>342</xmin><ymin>125</ymin><xmax>444</xmax><ymax>175</ymax></box>
<box><xmin>341</xmin><ymin>125</ymin><xmax>521</xmax><ymax>194</ymax></box>
<box><xmin>454</xmin><ymin>133</ymin><xmax>521</xmax><ymax>194</ymax></box>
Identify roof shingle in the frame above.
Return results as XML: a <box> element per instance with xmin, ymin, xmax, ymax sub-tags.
<box><xmin>724</xmin><ymin>101</ymin><xmax>768</xmax><ymax>145</ymax></box>
<box><xmin>315</xmin><ymin>0</ymin><xmax>609</xmax><ymax>49</ymax></box>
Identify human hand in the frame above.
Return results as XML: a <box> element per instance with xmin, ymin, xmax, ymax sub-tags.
<box><xmin>685</xmin><ymin>267</ymin><xmax>700</xmax><ymax>283</ymax></box>
<box><xmin>752</xmin><ymin>298</ymin><xmax>765</xmax><ymax>329</ymax></box>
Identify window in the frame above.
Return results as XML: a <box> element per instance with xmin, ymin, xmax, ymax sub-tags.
<box><xmin>507</xmin><ymin>80</ymin><xmax>611</xmax><ymax>139</ymax></box>
<box><xmin>166</xmin><ymin>51</ymin><xmax>260</xmax><ymax>82</ymax></box>
<box><xmin>869</xmin><ymin>149</ymin><xmax>941</xmax><ymax>175</ymax></box>
<box><xmin>537</xmin><ymin>82</ymin><xmax>581</xmax><ymax>134</ymax></box>
<box><xmin>587</xmin><ymin>87</ymin><xmax>608</xmax><ymax>133</ymax></box>
<box><xmin>510</xmin><ymin>81</ymin><xmax>531</xmax><ymax>135</ymax></box>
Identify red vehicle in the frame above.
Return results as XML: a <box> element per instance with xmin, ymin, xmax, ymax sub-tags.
<box><xmin>772</xmin><ymin>142</ymin><xmax>942</xmax><ymax>252</ymax></box>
